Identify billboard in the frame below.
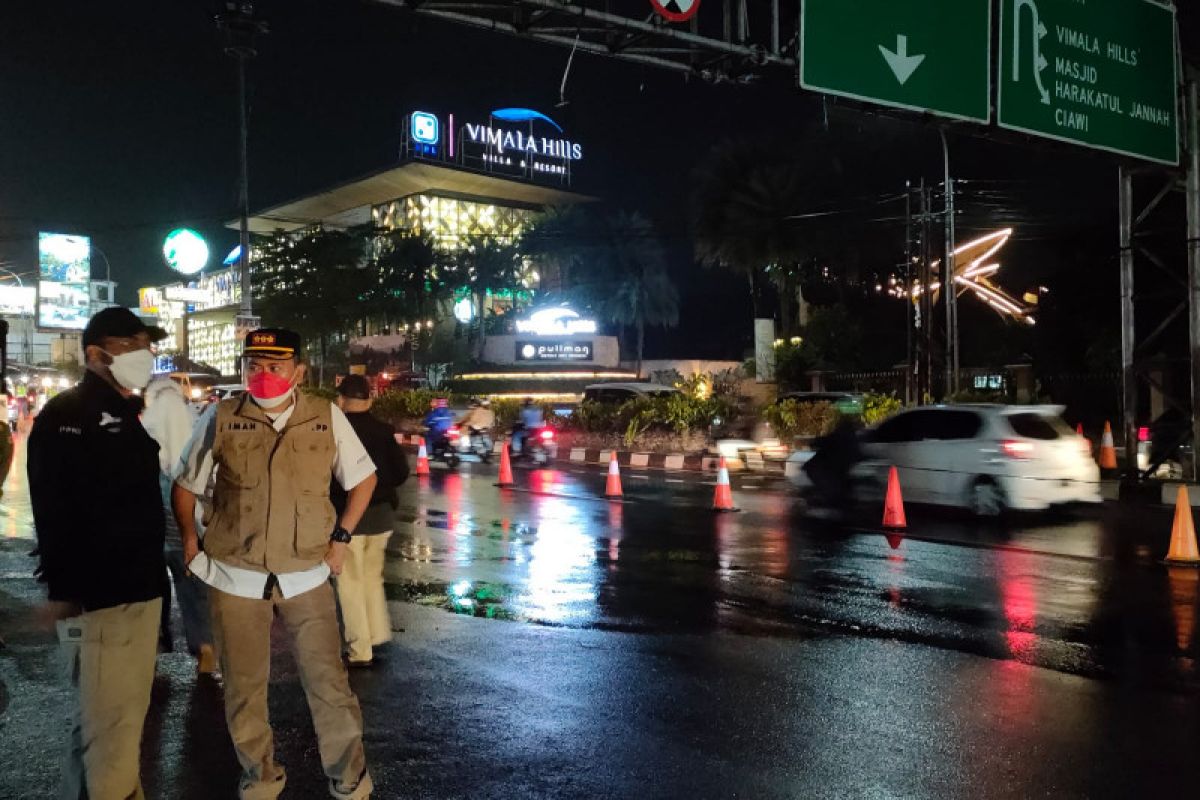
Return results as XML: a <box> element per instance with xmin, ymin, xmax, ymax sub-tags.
<box><xmin>38</xmin><ymin>233</ymin><xmax>92</xmax><ymax>330</ymax></box>
<box><xmin>0</xmin><ymin>285</ymin><xmax>36</xmax><ymax>316</ymax></box>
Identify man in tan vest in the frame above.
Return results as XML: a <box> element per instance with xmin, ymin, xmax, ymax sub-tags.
<box><xmin>172</xmin><ymin>328</ymin><xmax>378</xmax><ymax>800</ymax></box>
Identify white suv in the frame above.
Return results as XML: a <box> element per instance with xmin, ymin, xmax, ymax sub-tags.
<box><xmin>857</xmin><ymin>405</ymin><xmax>1101</xmax><ymax>515</ymax></box>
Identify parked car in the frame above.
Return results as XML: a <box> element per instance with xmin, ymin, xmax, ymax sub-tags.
<box><xmin>206</xmin><ymin>384</ymin><xmax>245</xmax><ymax>404</ymax></box>
<box><xmin>582</xmin><ymin>383</ymin><xmax>682</xmax><ymax>404</ymax></box>
<box><xmin>787</xmin><ymin>404</ymin><xmax>1100</xmax><ymax>516</ymax></box>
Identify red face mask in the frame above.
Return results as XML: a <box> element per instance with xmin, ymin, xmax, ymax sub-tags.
<box><xmin>247</xmin><ymin>372</ymin><xmax>293</xmax><ymax>405</ymax></box>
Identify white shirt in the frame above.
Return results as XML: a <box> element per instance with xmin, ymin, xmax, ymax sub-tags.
<box><xmin>176</xmin><ymin>396</ymin><xmax>376</xmax><ymax>599</ymax></box>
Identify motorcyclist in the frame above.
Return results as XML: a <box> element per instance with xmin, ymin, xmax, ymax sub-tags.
<box><xmin>458</xmin><ymin>398</ymin><xmax>496</xmax><ymax>435</ymax></box>
<box><xmin>422</xmin><ymin>397</ymin><xmax>455</xmax><ymax>451</ymax></box>
<box><xmin>802</xmin><ymin>415</ymin><xmax>864</xmax><ymax>512</ymax></box>
<box><xmin>457</xmin><ymin>398</ymin><xmax>496</xmax><ymax>455</ymax></box>
<box><xmin>511</xmin><ymin>398</ymin><xmax>545</xmax><ymax>455</ymax></box>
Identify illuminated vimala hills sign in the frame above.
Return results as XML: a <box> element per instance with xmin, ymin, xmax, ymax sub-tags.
<box><xmin>403</xmin><ymin>107</ymin><xmax>583</xmax><ymax>183</ymax></box>
<box><xmin>464</xmin><ymin>122</ymin><xmax>583</xmax><ymax>164</ymax></box>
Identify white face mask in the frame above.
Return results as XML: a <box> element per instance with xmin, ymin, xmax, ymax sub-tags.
<box><xmin>103</xmin><ymin>349</ymin><xmax>155</xmax><ymax>391</ymax></box>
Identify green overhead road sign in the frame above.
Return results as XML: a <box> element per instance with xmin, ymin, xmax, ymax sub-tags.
<box><xmin>801</xmin><ymin>0</ymin><xmax>992</xmax><ymax>123</ymax></box>
<box><xmin>998</xmin><ymin>0</ymin><xmax>1179</xmax><ymax>165</ymax></box>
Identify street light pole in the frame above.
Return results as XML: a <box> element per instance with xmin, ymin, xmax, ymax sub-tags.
<box><xmin>216</xmin><ymin>2</ymin><xmax>268</xmax><ymax>319</ymax></box>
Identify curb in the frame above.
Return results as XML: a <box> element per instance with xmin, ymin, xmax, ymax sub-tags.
<box><xmin>394</xmin><ymin>434</ymin><xmax>785</xmax><ymax>474</ymax></box>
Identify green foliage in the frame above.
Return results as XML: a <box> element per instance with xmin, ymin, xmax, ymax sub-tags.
<box><xmin>571</xmin><ymin>395</ymin><xmax>733</xmax><ymax>437</ymax></box>
<box><xmin>673</xmin><ymin>368</ymin><xmax>743</xmax><ymax>400</ymax></box>
<box><xmin>571</xmin><ymin>399</ymin><xmax>621</xmax><ymax>433</ymax></box>
<box><xmin>302</xmin><ymin>385</ymin><xmax>337</xmax><ymax>401</ymax></box>
<box><xmin>253</xmin><ymin>227</ymin><xmax>372</xmax><ymax>359</ymax></box>
<box><xmin>372</xmin><ymin>389</ymin><xmax>452</xmax><ymax>421</ymax></box>
<box><xmin>863</xmin><ymin>392</ymin><xmax>903</xmax><ymax>425</ymax></box>
<box><xmin>799</xmin><ymin>304</ymin><xmax>865</xmax><ymax>371</ymax></box>
<box><xmin>772</xmin><ymin>342</ymin><xmax>812</xmax><ymax>390</ymax></box>
<box><xmin>762</xmin><ymin>399</ymin><xmax>839</xmax><ymax>439</ymax></box>
<box><xmin>367</xmin><ymin>230</ymin><xmax>453</xmax><ymax>323</ymax></box>
<box><xmin>490</xmin><ymin>398</ymin><xmax>521</xmax><ymax>430</ymax></box>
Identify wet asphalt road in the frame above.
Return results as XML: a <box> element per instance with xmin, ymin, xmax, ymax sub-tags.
<box><xmin>2</xmin><ymin>440</ymin><xmax>1200</xmax><ymax>798</ymax></box>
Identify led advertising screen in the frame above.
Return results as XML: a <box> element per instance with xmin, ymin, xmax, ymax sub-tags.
<box><xmin>0</xmin><ymin>285</ymin><xmax>35</xmax><ymax>316</ymax></box>
<box><xmin>38</xmin><ymin>232</ymin><xmax>92</xmax><ymax>330</ymax></box>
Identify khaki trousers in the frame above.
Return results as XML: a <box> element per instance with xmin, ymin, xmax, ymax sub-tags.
<box><xmin>209</xmin><ymin>581</ymin><xmax>371</xmax><ymax>800</ymax></box>
<box><xmin>58</xmin><ymin>598</ymin><xmax>161</xmax><ymax>800</ymax></box>
<box><xmin>335</xmin><ymin>533</ymin><xmax>393</xmax><ymax>663</ymax></box>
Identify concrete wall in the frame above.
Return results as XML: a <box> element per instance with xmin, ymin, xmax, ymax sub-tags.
<box><xmin>483</xmin><ymin>335</ymin><xmax>619</xmax><ymax>367</ymax></box>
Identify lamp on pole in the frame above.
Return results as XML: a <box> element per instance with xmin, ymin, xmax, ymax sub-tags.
<box><xmin>215</xmin><ymin>2</ymin><xmax>268</xmax><ymax>320</ymax></box>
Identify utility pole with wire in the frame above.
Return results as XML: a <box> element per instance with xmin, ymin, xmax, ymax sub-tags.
<box><xmin>941</xmin><ymin>130</ymin><xmax>958</xmax><ymax>398</ymax></box>
<box><xmin>216</xmin><ymin>2</ymin><xmax>268</xmax><ymax>323</ymax></box>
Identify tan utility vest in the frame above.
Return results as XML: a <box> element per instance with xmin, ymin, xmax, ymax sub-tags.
<box><xmin>203</xmin><ymin>392</ymin><xmax>337</xmax><ymax>574</ymax></box>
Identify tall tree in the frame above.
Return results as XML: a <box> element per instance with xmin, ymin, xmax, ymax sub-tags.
<box><xmin>367</xmin><ymin>229</ymin><xmax>453</xmax><ymax>327</ymax></box>
<box><xmin>593</xmin><ymin>212</ymin><xmax>679</xmax><ymax>376</ymax></box>
<box><xmin>692</xmin><ymin>141</ymin><xmax>813</xmax><ymax>335</ymax></box>
<box><xmin>253</xmin><ymin>226</ymin><xmax>372</xmax><ymax>384</ymax></box>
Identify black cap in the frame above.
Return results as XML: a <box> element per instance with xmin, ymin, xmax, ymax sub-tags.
<box><xmin>243</xmin><ymin>328</ymin><xmax>302</xmax><ymax>359</ymax></box>
<box><xmin>82</xmin><ymin>307</ymin><xmax>168</xmax><ymax>349</ymax></box>
<box><xmin>337</xmin><ymin>374</ymin><xmax>371</xmax><ymax>400</ymax></box>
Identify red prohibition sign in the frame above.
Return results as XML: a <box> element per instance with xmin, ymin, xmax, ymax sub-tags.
<box><xmin>650</xmin><ymin>0</ymin><xmax>700</xmax><ymax>24</ymax></box>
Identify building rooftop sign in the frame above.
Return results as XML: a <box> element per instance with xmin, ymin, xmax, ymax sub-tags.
<box><xmin>403</xmin><ymin>108</ymin><xmax>581</xmax><ymax>185</ymax></box>
<box><xmin>515</xmin><ymin>307</ymin><xmax>597</xmax><ymax>336</ymax></box>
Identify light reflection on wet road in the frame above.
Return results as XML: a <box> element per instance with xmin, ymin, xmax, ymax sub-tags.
<box><xmin>390</xmin><ymin>461</ymin><xmax>1199</xmax><ymax>690</ymax></box>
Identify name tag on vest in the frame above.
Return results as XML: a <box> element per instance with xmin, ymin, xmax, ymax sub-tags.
<box><xmin>227</xmin><ymin>422</ymin><xmax>260</xmax><ymax>432</ymax></box>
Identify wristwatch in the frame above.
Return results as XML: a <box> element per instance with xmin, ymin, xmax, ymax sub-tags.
<box><xmin>330</xmin><ymin>525</ymin><xmax>352</xmax><ymax>544</ymax></box>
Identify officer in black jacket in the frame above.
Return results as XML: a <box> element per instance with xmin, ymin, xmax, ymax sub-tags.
<box><xmin>331</xmin><ymin>375</ymin><xmax>409</xmax><ymax>666</ymax></box>
<box><xmin>28</xmin><ymin>307</ymin><xmax>167</xmax><ymax>800</ymax></box>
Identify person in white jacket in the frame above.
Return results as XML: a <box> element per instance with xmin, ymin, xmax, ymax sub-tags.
<box><xmin>143</xmin><ymin>377</ymin><xmax>216</xmax><ymax>674</ymax></box>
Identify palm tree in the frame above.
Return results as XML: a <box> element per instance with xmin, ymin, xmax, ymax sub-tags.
<box><xmin>536</xmin><ymin>210</ymin><xmax>679</xmax><ymax>376</ymax></box>
<box><xmin>594</xmin><ymin>213</ymin><xmax>680</xmax><ymax>376</ymax></box>
<box><xmin>367</xmin><ymin>229</ymin><xmax>453</xmax><ymax>326</ymax></box>
<box><xmin>692</xmin><ymin>141</ymin><xmax>815</xmax><ymax>335</ymax></box>
<box><xmin>453</xmin><ymin>235</ymin><xmax>523</xmax><ymax>361</ymax></box>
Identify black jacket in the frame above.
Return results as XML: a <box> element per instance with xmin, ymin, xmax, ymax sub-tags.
<box><xmin>331</xmin><ymin>411</ymin><xmax>409</xmax><ymax>531</ymax></box>
<box><xmin>28</xmin><ymin>371</ymin><xmax>166</xmax><ymax>611</ymax></box>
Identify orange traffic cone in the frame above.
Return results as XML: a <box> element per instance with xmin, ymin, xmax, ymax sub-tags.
<box><xmin>496</xmin><ymin>443</ymin><xmax>514</xmax><ymax>487</ymax></box>
<box><xmin>415</xmin><ymin>437</ymin><xmax>430</xmax><ymax>476</ymax></box>
<box><xmin>605</xmin><ymin>451</ymin><xmax>623</xmax><ymax>498</ymax></box>
<box><xmin>712</xmin><ymin>457</ymin><xmax>738</xmax><ymax>512</ymax></box>
<box><xmin>1165</xmin><ymin>485</ymin><xmax>1200</xmax><ymax>565</ymax></box>
<box><xmin>883</xmin><ymin>466</ymin><xmax>907</xmax><ymax>530</ymax></box>
<box><xmin>1098</xmin><ymin>421</ymin><xmax>1118</xmax><ymax>470</ymax></box>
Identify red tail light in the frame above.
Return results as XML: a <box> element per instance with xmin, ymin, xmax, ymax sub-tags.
<box><xmin>539</xmin><ymin>429</ymin><xmax>555</xmax><ymax>442</ymax></box>
<box><xmin>1137</xmin><ymin>426</ymin><xmax>1150</xmax><ymax>443</ymax></box>
<box><xmin>1001</xmin><ymin>440</ymin><xmax>1034</xmax><ymax>459</ymax></box>
<box><xmin>447</xmin><ymin>426</ymin><xmax>461</xmax><ymax>439</ymax></box>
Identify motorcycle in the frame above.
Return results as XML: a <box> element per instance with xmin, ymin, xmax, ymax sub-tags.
<box><xmin>426</xmin><ymin>426</ymin><xmax>461</xmax><ymax>468</ymax></box>
<box><xmin>511</xmin><ymin>425</ymin><xmax>556</xmax><ymax>466</ymax></box>
<box><xmin>456</xmin><ymin>426</ymin><xmax>494</xmax><ymax>463</ymax></box>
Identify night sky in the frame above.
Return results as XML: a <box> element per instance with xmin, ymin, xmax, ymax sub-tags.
<box><xmin>1</xmin><ymin>1</ymin><xmax>1196</xmax><ymax>363</ymax></box>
